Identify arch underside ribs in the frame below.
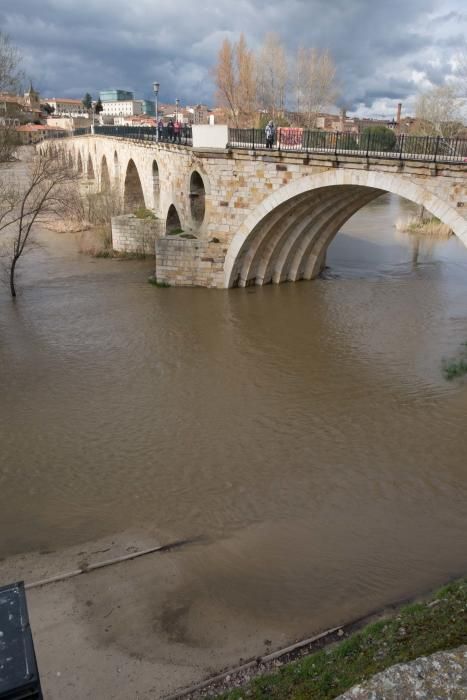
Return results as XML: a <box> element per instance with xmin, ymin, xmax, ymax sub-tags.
<box><xmin>231</xmin><ymin>185</ymin><xmax>385</xmax><ymax>287</ymax></box>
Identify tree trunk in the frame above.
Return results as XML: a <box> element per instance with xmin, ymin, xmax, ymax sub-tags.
<box><xmin>9</xmin><ymin>256</ymin><xmax>18</xmax><ymax>298</ymax></box>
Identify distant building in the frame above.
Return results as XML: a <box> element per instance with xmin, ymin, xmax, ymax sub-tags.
<box><xmin>45</xmin><ymin>98</ymin><xmax>87</xmax><ymax>116</ymax></box>
<box><xmin>15</xmin><ymin>124</ymin><xmax>65</xmax><ymax>144</ymax></box>
<box><xmin>101</xmin><ymin>100</ymin><xmax>144</xmax><ymax>117</ymax></box>
<box><xmin>140</xmin><ymin>100</ymin><xmax>155</xmax><ymax>116</ymax></box>
<box><xmin>99</xmin><ymin>89</ymin><xmax>134</xmax><ymax>102</ymax></box>
<box><xmin>186</xmin><ymin>104</ymin><xmax>210</xmax><ymax>124</ymax></box>
<box><xmin>46</xmin><ymin>115</ymin><xmax>90</xmax><ymax>130</ymax></box>
<box><xmin>114</xmin><ymin>114</ymin><xmax>157</xmax><ymax>127</ymax></box>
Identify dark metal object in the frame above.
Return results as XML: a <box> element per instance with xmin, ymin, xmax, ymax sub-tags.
<box><xmin>227</xmin><ymin>128</ymin><xmax>467</xmax><ymax>164</ymax></box>
<box><xmin>0</xmin><ymin>582</ymin><xmax>42</xmax><ymax>699</ymax></box>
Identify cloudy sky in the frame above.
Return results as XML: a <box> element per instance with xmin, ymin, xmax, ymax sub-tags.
<box><xmin>1</xmin><ymin>0</ymin><xmax>466</xmax><ymax>118</ymax></box>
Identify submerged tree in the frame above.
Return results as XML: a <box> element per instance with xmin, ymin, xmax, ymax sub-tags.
<box><xmin>0</xmin><ymin>148</ymin><xmax>79</xmax><ymax>297</ymax></box>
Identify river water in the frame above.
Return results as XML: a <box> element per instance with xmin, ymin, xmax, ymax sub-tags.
<box><xmin>1</xmin><ymin>192</ymin><xmax>466</xmax><ymax>647</ymax></box>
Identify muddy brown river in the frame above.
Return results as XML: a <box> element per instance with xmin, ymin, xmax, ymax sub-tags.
<box><xmin>1</xmin><ymin>191</ymin><xmax>466</xmax><ymax>657</ymax></box>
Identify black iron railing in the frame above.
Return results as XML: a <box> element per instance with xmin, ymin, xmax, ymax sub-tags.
<box><xmin>40</xmin><ymin>125</ymin><xmax>467</xmax><ymax>165</ymax></box>
<box><xmin>93</xmin><ymin>124</ymin><xmax>193</xmax><ymax>146</ymax></box>
<box><xmin>227</xmin><ymin>128</ymin><xmax>467</xmax><ymax>164</ymax></box>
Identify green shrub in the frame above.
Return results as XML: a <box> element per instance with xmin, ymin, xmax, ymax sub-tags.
<box><xmin>134</xmin><ymin>207</ymin><xmax>156</xmax><ymax>220</ymax></box>
<box><xmin>360</xmin><ymin>126</ymin><xmax>397</xmax><ymax>152</ymax></box>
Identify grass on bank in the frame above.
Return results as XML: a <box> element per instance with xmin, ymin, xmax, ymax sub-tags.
<box><xmin>218</xmin><ymin>578</ymin><xmax>467</xmax><ymax>700</ymax></box>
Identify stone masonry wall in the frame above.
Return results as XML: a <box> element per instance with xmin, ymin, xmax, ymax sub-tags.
<box><xmin>111</xmin><ymin>214</ymin><xmax>165</xmax><ymax>254</ymax></box>
<box><xmin>156</xmin><ymin>238</ymin><xmax>226</xmax><ymax>287</ymax></box>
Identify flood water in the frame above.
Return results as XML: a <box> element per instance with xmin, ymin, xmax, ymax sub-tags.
<box><xmin>1</xmin><ymin>191</ymin><xmax>467</xmax><ymax>645</ymax></box>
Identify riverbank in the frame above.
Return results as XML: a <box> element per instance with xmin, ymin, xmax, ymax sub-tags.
<box><xmin>1</xmin><ymin>534</ymin><xmax>464</xmax><ymax>699</ymax></box>
<box><xmin>175</xmin><ymin>578</ymin><xmax>466</xmax><ymax>699</ymax></box>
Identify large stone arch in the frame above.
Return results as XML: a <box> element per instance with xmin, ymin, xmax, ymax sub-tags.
<box><xmin>123</xmin><ymin>158</ymin><xmax>145</xmax><ymax>213</ymax></box>
<box><xmin>224</xmin><ymin>170</ymin><xmax>467</xmax><ymax>288</ymax></box>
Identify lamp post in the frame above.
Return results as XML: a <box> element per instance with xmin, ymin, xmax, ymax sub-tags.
<box><xmin>175</xmin><ymin>98</ymin><xmax>180</xmax><ymax>122</ymax></box>
<box><xmin>153</xmin><ymin>82</ymin><xmax>160</xmax><ymax>123</ymax></box>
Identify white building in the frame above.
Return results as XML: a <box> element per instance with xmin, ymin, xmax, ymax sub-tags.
<box><xmin>101</xmin><ymin>100</ymin><xmax>144</xmax><ymax>117</ymax></box>
<box><xmin>45</xmin><ymin>98</ymin><xmax>87</xmax><ymax>116</ymax></box>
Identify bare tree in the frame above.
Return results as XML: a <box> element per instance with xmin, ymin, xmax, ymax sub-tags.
<box><xmin>0</xmin><ymin>147</ymin><xmax>79</xmax><ymax>297</ymax></box>
<box><xmin>414</xmin><ymin>84</ymin><xmax>464</xmax><ymax>139</ymax></box>
<box><xmin>236</xmin><ymin>35</ymin><xmax>257</xmax><ymax>125</ymax></box>
<box><xmin>213</xmin><ymin>38</ymin><xmax>238</xmax><ymax>126</ymax></box>
<box><xmin>294</xmin><ymin>48</ymin><xmax>337</xmax><ymax>128</ymax></box>
<box><xmin>0</xmin><ymin>124</ymin><xmax>19</xmax><ymax>163</ymax></box>
<box><xmin>213</xmin><ymin>34</ymin><xmax>257</xmax><ymax>127</ymax></box>
<box><xmin>257</xmin><ymin>33</ymin><xmax>288</xmax><ymax>119</ymax></box>
<box><xmin>0</xmin><ymin>32</ymin><xmax>23</xmax><ymax>94</ymax></box>
<box><xmin>0</xmin><ymin>33</ymin><xmax>24</xmax><ymax>163</ymax></box>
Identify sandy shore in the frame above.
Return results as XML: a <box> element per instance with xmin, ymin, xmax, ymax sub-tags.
<box><xmin>0</xmin><ymin>529</ymin><xmax>294</xmax><ymax>699</ymax></box>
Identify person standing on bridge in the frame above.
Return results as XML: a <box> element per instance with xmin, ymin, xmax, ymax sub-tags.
<box><xmin>158</xmin><ymin>119</ymin><xmax>164</xmax><ymax>141</ymax></box>
<box><xmin>174</xmin><ymin>120</ymin><xmax>182</xmax><ymax>144</ymax></box>
<box><xmin>167</xmin><ymin>119</ymin><xmax>174</xmax><ymax>142</ymax></box>
<box><xmin>265</xmin><ymin>120</ymin><xmax>275</xmax><ymax>148</ymax></box>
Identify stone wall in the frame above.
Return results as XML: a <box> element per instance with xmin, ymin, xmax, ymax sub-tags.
<box><xmin>111</xmin><ymin>214</ymin><xmax>165</xmax><ymax>254</ymax></box>
<box><xmin>155</xmin><ymin>237</ymin><xmax>226</xmax><ymax>287</ymax></box>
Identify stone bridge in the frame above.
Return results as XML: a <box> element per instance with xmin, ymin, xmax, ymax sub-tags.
<box><xmin>50</xmin><ymin>134</ymin><xmax>467</xmax><ymax>288</ymax></box>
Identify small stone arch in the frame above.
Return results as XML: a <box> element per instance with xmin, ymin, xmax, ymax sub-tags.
<box><xmin>113</xmin><ymin>150</ymin><xmax>119</xmax><ymax>179</ymax></box>
<box><xmin>123</xmin><ymin>159</ymin><xmax>145</xmax><ymax>213</ymax></box>
<box><xmin>189</xmin><ymin>170</ymin><xmax>206</xmax><ymax>224</ymax></box>
<box><xmin>100</xmin><ymin>155</ymin><xmax>111</xmax><ymax>191</ymax></box>
<box><xmin>68</xmin><ymin>152</ymin><xmax>73</xmax><ymax>169</ymax></box>
<box><xmin>152</xmin><ymin>159</ymin><xmax>160</xmax><ymax>210</ymax></box>
<box><xmin>166</xmin><ymin>204</ymin><xmax>182</xmax><ymax>233</ymax></box>
<box><xmin>87</xmin><ymin>154</ymin><xmax>95</xmax><ymax>180</ymax></box>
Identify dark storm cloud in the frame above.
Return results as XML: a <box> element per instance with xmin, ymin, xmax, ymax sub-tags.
<box><xmin>1</xmin><ymin>0</ymin><xmax>466</xmax><ymax>116</ymax></box>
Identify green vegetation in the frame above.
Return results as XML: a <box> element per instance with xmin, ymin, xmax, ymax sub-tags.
<box><xmin>218</xmin><ymin>578</ymin><xmax>467</xmax><ymax>700</ymax></box>
<box><xmin>360</xmin><ymin>125</ymin><xmax>397</xmax><ymax>152</ymax></box>
<box><xmin>148</xmin><ymin>276</ymin><xmax>170</xmax><ymax>287</ymax></box>
<box><xmin>134</xmin><ymin>207</ymin><xmax>156</xmax><ymax>220</ymax></box>
<box><xmin>443</xmin><ymin>342</ymin><xmax>467</xmax><ymax>380</ymax></box>
<box><xmin>180</xmin><ymin>233</ymin><xmax>197</xmax><ymax>239</ymax></box>
<box><xmin>167</xmin><ymin>227</ymin><xmax>184</xmax><ymax>235</ymax></box>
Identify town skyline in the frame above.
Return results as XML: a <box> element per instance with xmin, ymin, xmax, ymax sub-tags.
<box><xmin>1</xmin><ymin>0</ymin><xmax>466</xmax><ymax>119</ymax></box>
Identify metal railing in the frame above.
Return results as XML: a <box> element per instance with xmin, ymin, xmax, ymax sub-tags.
<box><xmin>93</xmin><ymin>124</ymin><xmax>193</xmax><ymax>146</ymax></box>
<box><xmin>227</xmin><ymin>128</ymin><xmax>467</xmax><ymax>164</ymax></box>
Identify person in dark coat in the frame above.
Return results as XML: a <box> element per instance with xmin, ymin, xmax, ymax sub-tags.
<box><xmin>265</xmin><ymin>120</ymin><xmax>275</xmax><ymax>148</ymax></box>
<box><xmin>167</xmin><ymin>120</ymin><xmax>175</xmax><ymax>142</ymax></box>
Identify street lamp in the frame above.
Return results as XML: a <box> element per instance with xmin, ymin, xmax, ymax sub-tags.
<box><xmin>153</xmin><ymin>82</ymin><xmax>160</xmax><ymax>123</ymax></box>
<box><xmin>175</xmin><ymin>98</ymin><xmax>180</xmax><ymax>122</ymax></box>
